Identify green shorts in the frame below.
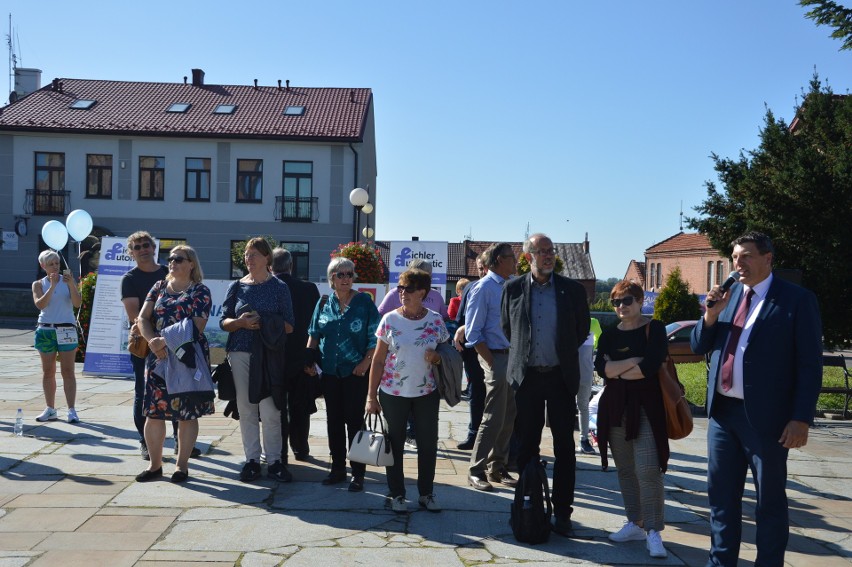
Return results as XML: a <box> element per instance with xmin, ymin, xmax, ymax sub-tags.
<box><xmin>34</xmin><ymin>327</ymin><xmax>78</xmax><ymax>353</ymax></box>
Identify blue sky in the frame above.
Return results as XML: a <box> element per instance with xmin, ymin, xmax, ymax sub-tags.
<box><xmin>5</xmin><ymin>1</ymin><xmax>850</xmax><ymax>278</ymax></box>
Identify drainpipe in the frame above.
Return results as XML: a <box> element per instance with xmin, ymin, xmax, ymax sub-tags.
<box><xmin>349</xmin><ymin>143</ymin><xmax>359</xmax><ymax>243</ymax></box>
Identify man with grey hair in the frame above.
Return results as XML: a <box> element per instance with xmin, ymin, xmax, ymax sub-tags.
<box><xmin>465</xmin><ymin>243</ymin><xmax>518</xmax><ymax>491</ymax></box>
<box><xmin>272</xmin><ymin>247</ymin><xmax>321</xmax><ymax>470</ymax></box>
<box><xmin>502</xmin><ymin>233</ymin><xmax>590</xmax><ymax>535</ymax></box>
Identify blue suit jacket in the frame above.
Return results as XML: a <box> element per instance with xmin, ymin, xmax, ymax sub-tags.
<box><xmin>691</xmin><ymin>276</ymin><xmax>823</xmax><ymax>438</ymax></box>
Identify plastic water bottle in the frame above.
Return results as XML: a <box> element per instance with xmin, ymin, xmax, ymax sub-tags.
<box><xmin>522</xmin><ymin>495</ymin><xmax>532</xmax><ymax>510</ymax></box>
<box><xmin>14</xmin><ymin>409</ymin><xmax>23</xmax><ymax>437</ymax></box>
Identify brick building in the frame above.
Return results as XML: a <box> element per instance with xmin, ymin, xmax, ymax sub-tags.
<box><xmin>626</xmin><ymin>232</ymin><xmax>729</xmax><ymax>295</ymax></box>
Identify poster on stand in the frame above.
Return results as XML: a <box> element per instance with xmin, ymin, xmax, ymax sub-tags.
<box><xmin>387</xmin><ymin>241</ymin><xmax>448</xmax><ymax>297</ymax></box>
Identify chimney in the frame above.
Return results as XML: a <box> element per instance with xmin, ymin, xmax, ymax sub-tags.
<box><xmin>253</xmin><ymin>79</ymin><xmax>258</xmax><ymax>89</ymax></box>
<box><xmin>277</xmin><ymin>80</ymin><xmax>282</xmax><ymax>91</ymax></box>
<box><xmin>583</xmin><ymin>232</ymin><xmax>589</xmax><ymax>254</ymax></box>
<box><xmin>349</xmin><ymin>89</ymin><xmax>355</xmax><ymax>103</ymax></box>
<box><xmin>191</xmin><ymin>68</ymin><xmax>205</xmax><ymax>86</ymax></box>
<box><xmin>286</xmin><ymin>79</ymin><xmax>290</xmax><ymax>90</ymax></box>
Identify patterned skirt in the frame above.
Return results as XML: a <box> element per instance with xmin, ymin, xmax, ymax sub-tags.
<box><xmin>142</xmin><ymin>368</ymin><xmax>215</xmax><ymax>421</ymax></box>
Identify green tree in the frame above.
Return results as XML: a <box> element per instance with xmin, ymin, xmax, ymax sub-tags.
<box><xmin>595</xmin><ymin>277</ymin><xmax>619</xmax><ymax>293</ymax></box>
<box><xmin>230</xmin><ymin>235</ymin><xmax>278</xmax><ymax>275</ymax></box>
<box><xmin>801</xmin><ymin>0</ymin><xmax>852</xmax><ymax>50</ymax></box>
<box><xmin>652</xmin><ymin>267</ymin><xmax>702</xmax><ymax>323</ymax></box>
<box><xmin>688</xmin><ymin>75</ymin><xmax>852</xmax><ymax>348</ymax></box>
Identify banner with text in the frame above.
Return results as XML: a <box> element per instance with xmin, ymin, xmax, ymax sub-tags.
<box><xmin>388</xmin><ymin>241</ymin><xmax>448</xmax><ymax>297</ymax></box>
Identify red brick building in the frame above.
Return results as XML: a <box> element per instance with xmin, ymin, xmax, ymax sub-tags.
<box><xmin>626</xmin><ymin>232</ymin><xmax>730</xmax><ymax>295</ymax></box>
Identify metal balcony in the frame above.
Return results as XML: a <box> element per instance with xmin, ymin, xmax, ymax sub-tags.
<box><xmin>274</xmin><ymin>196</ymin><xmax>318</xmax><ymax>222</ymax></box>
<box><xmin>25</xmin><ymin>189</ymin><xmax>72</xmax><ymax>216</ymax></box>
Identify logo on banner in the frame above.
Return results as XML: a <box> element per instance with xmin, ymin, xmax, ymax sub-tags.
<box><xmin>394</xmin><ymin>247</ymin><xmax>442</xmax><ymax>269</ymax></box>
<box><xmin>103</xmin><ymin>242</ymin><xmax>133</xmax><ymax>262</ymax></box>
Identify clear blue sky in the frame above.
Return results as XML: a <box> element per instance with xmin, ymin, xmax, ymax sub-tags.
<box><xmin>6</xmin><ymin>1</ymin><xmax>850</xmax><ymax>278</ymax></box>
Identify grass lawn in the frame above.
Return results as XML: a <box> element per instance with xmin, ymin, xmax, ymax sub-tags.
<box><xmin>675</xmin><ymin>362</ymin><xmax>848</xmax><ymax>414</ymax></box>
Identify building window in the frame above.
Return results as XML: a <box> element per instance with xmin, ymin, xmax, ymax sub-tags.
<box><xmin>280</xmin><ymin>241</ymin><xmax>309</xmax><ymax>280</ymax></box>
<box><xmin>33</xmin><ymin>152</ymin><xmax>66</xmax><ymax>215</ymax></box>
<box><xmin>283</xmin><ymin>105</ymin><xmax>305</xmax><ymax>116</ymax></box>
<box><xmin>167</xmin><ymin>103</ymin><xmax>191</xmax><ymax>113</ymax></box>
<box><xmin>655</xmin><ymin>263</ymin><xmax>662</xmax><ymax>289</ymax></box>
<box><xmin>185</xmin><ymin>158</ymin><xmax>211</xmax><ymax>201</ymax></box>
<box><xmin>214</xmin><ymin>104</ymin><xmax>237</xmax><ymax>114</ymax></box>
<box><xmin>236</xmin><ymin>159</ymin><xmax>263</xmax><ymax>202</ymax></box>
<box><xmin>282</xmin><ymin>161</ymin><xmax>313</xmax><ymax>221</ymax></box>
<box><xmin>86</xmin><ymin>154</ymin><xmax>112</xmax><ymax>199</ymax></box>
<box><xmin>716</xmin><ymin>261</ymin><xmax>724</xmax><ymax>288</ymax></box>
<box><xmin>156</xmin><ymin>238</ymin><xmax>187</xmax><ymax>265</ymax></box>
<box><xmin>139</xmin><ymin>156</ymin><xmax>165</xmax><ymax>200</ymax></box>
<box><xmin>707</xmin><ymin>261</ymin><xmax>714</xmax><ymax>291</ymax></box>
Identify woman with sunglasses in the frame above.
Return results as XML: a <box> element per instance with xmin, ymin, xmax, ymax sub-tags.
<box><xmin>593</xmin><ymin>280</ymin><xmax>670</xmax><ymax>559</ymax></box>
<box><xmin>221</xmin><ymin>237</ymin><xmax>295</xmax><ymax>483</ymax></box>
<box><xmin>136</xmin><ymin>245</ymin><xmax>213</xmax><ymax>483</ymax></box>
<box><xmin>366</xmin><ymin>268</ymin><xmax>449</xmax><ymax>513</ymax></box>
<box><xmin>306</xmin><ymin>257</ymin><xmax>379</xmax><ymax>491</ymax></box>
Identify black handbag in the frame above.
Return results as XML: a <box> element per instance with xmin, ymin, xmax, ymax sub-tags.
<box><xmin>211</xmin><ymin>359</ymin><xmax>236</xmax><ymax>401</ymax></box>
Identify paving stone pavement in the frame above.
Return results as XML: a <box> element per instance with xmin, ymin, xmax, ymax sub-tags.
<box><xmin>0</xmin><ymin>340</ymin><xmax>850</xmax><ymax>566</ymax></box>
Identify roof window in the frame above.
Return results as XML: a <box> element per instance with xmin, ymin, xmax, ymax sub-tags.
<box><xmin>167</xmin><ymin>103</ymin><xmax>191</xmax><ymax>113</ymax></box>
<box><xmin>213</xmin><ymin>104</ymin><xmax>237</xmax><ymax>114</ymax></box>
<box><xmin>69</xmin><ymin>99</ymin><xmax>96</xmax><ymax>110</ymax></box>
<box><xmin>283</xmin><ymin>105</ymin><xmax>305</xmax><ymax>116</ymax></box>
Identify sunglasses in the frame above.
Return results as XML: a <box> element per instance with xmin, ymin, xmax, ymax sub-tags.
<box><xmin>335</xmin><ymin>271</ymin><xmax>354</xmax><ymax>279</ymax></box>
<box><xmin>611</xmin><ymin>296</ymin><xmax>636</xmax><ymax>308</ymax></box>
<box><xmin>168</xmin><ymin>256</ymin><xmax>188</xmax><ymax>264</ymax></box>
<box><xmin>397</xmin><ymin>285</ymin><xmax>419</xmax><ymax>294</ymax></box>
<box><xmin>132</xmin><ymin>242</ymin><xmax>152</xmax><ymax>251</ymax></box>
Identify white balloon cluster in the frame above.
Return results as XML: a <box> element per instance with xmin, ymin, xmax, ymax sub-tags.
<box><xmin>40</xmin><ymin>209</ymin><xmax>94</xmax><ymax>250</ymax></box>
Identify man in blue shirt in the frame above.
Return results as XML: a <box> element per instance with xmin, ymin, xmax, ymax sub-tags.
<box><xmin>465</xmin><ymin>243</ymin><xmax>518</xmax><ymax>491</ymax></box>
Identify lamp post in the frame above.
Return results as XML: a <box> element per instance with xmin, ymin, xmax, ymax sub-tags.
<box><xmin>361</xmin><ymin>202</ymin><xmax>374</xmax><ymax>243</ymax></box>
<box><xmin>349</xmin><ymin>187</ymin><xmax>369</xmax><ymax>243</ymax></box>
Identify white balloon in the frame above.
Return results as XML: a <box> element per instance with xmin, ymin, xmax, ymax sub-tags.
<box><xmin>66</xmin><ymin>209</ymin><xmax>94</xmax><ymax>241</ymax></box>
<box><xmin>41</xmin><ymin>220</ymin><xmax>69</xmax><ymax>250</ymax></box>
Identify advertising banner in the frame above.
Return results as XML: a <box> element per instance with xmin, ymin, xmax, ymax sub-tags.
<box><xmin>388</xmin><ymin>241</ymin><xmax>448</xmax><ymax>296</ymax></box>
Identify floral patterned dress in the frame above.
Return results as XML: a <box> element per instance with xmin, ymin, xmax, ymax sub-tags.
<box><xmin>375</xmin><ymin>309</ymin><xmax>449</xmax><ymax>398</ymax></box>
<box><xmin>143</xmin><ymin>280</ymin><xmax>215</xmax><ymax>420</ymax></box>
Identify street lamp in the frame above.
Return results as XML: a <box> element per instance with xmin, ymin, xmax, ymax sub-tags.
<box><xmin>349</xmin><ymin>187</ymin><xmax>369</xmax><ymax>242</ymax></box>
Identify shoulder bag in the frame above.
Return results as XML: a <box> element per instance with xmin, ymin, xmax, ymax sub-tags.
<box><xmin>348</xmin><ymin>412</ymin><xmax>394</xmax><ymax>467</ymax></box>
<box><xmin>647</xmin><ymin>324</ymin><xmax>693</xmax><ymax>439</ymax></box>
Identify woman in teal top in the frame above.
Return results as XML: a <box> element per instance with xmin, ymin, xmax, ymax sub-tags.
<box><xmin>306</xmin><ymin>257</ymin><xmax>379</xmax><ymax>491</ymax></box>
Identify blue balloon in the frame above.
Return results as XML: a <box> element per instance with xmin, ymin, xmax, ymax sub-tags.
<box><xmin>66</xmin><ymin>209</ymin><xmax>93</xmax><ymax>241</ymax></box>
<box><xmin>41</xmin><ymin>220</ymin><xmax>69</xmax><ymax>250</ymax></box>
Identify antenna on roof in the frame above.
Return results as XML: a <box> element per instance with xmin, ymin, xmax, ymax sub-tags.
<box><xmin>464</xmin><ymin>227</ymin><xmax>472</xmax><ymax>241</ymax></box>
<box><xmin>7</xmin><ymin>14</ymin><xmax>19</xmax><ymax>103</ymax></box>
<box><xmin>679</xmin><ymin>200</ymin><xmax>683</xmax><ymax>232</ymax></box>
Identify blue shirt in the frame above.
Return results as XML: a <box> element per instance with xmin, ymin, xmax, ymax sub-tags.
<box><xmin>528</xmin><ymin>273</ymin><xmax>559</xmax><ymax>367</ymax></box>
<box><xmin>464</xmin><ymin>271</ymin><xmax>510</xmax><ymax>350</ymax></box>
<box><xmin>308</xmin><ymin>291</ymin><xmax>380</xmax><ymax>377</ymax></box>
<box><xmin>222</xmin><ymin>277</ymin><xmax>295</xmax><ymax>353</ymax></box>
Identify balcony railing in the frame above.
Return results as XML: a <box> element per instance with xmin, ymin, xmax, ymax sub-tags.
<box><xmin>275</xmin><ymin>196</ymin><xmax>318</xmax><ymax>222</ymax></box>
<box><xmin>26</xmin><ymin>189</ymin><xmax>72</xmax><ymax>216</ymax></box>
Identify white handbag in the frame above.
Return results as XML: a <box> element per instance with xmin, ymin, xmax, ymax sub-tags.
<box><xmin>347</xmin><ymin>412</ymin><xmax>394</xmax><ymax>467</ymax></box>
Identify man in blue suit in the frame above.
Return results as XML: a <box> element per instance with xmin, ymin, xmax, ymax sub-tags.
<box><xmin>691</xmin><ymin>232</ymin><xmax>823</xmax><ymax>567</ymax></box>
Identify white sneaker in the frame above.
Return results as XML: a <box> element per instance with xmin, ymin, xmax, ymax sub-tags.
<box><xmin>418</xmin><ymin>494</ymin><xmax>441</xmax><ymax>512</ymax></box>
<box><xmin>609</xmin><ymin>520</ymin><xmax>646</xmax><ymax>542</ymax></box>
<box><xmin>646</xmin><ymin>529</ymin><xmax>668</xmax><ymax>558</ymax></box>
<box><xmin>67</xmin><ymin>408</ymin><xmax>80</xmax><ymax>424</ymax></box>
<box><xmin>35</xmin><ymin>407</ymin><xmax>58</xmax><ymax>422</ymax></box>
<box><xmin>390</xmin><ymin>495</ymin><xmax>408</xmax><ymax>514</ymax></box>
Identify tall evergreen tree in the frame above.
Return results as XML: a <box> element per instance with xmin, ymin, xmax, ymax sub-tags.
<box><xmin>688</xmin><ymin>75</ymin><xmax>852</xmax><ymax>348</ymax></box>
<box><xmin>652</xmin><ymin>267</ymin><xmax>702</xmax><ymax>324</ymax></box>
<box><xmin>801</xmin><ymin>0</ymin><xmax>852</xmax><ymax>50</ymax></box>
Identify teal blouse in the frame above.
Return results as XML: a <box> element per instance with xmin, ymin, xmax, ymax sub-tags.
<box><xmin>308</xmin><ymin>291</ymin><xmax>380</xmax><ymax>377</ymax></box>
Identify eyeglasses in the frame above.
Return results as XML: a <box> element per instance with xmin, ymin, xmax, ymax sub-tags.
<box><xmin>168</xmin><ymin>256</ymin><xmax>188</xmax><ymax>264</ymax></box>
<box><xmin>532</xmin><ymin>248</ymin><xmax>556</xmax><ymax>256</ymax></box>
<box><xmin>397</xmin><ymin>285</ymin><xmax>419</xmax><ymax>294</ymax></box>
<box><xmin>611</xmin><ymin>296</ymin><xmax>635</xmax><ymax>308</ymax></box>
<box><xmin>500</xmin><ymin>253</ymin><xmax>515</xmax><ymax>261</ymax></box>
<box><xmin>244</xmin><ymin>253</ymin><xmax>262</xmax><ymax>260</ymax></box>
<box><xmin>132</xmin><ymin>242</ymin><xmax>152</xmax><ymax>251</ymax></box>
<box><xmin>335</xmin><ymin>272</ymin><xmax>354</xmax><ymax>279</ymax></box>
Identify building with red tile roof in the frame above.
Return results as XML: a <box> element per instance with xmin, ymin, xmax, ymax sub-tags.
<box><xmin>0</xmin><ymin>69</ymin><xmax>376</xmax><ymax>285</ymax></box>
<box><xmin>625</xmin><ymin>232</ymin><xmax>730</xmax><ymax>295</ymax></box>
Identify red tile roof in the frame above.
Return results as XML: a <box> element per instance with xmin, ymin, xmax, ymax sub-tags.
<box><xmin>645</xmin><ymin>232</ymin><xmax>716</xmax><ymax>255</ymax></box>
<box><xmin>0</xmin><ymin>77</ymin><xmax>372</xmax><ymax>142</ymax></box>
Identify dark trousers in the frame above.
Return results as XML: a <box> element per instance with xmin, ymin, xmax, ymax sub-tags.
<box><xmin>514</xmin><ymin>366</ymin><xmax>577</xmax><ymax>520</ymax></box>
<box><xmin>707</xmin><ymin>395</ymin><xmax>790</xmax><ymax>567</ymax></box>
<box><xmin>133</xmin><ymin>354</ymin><xmax>177</xmax><ymax>443</ymax></box>
<box><xmin>380</xmin><ymin>389</ymin><xmax>440</xmax><ymax>498</ymax></box>
<box><xmin>322</xmin><ymin>373</ymin><xmax>367</xmax><ymax>478</ymax></box>
<box><xmin>462</xmin><ymin>346</ymin><xmax>486</xmax><ymax>440</ymax></box>
<box><xmin>281</xmin><ymin>371</ymin><xmax>314</xmax><ymax>462</ymax></box>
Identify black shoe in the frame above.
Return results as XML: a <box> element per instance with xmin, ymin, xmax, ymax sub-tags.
<box><xmin>348</xmin><ymin>475</ymin><xmax>364</xmax><ymax>492</ymax></box>
<box><xmin>268</xmin><ymin>461</ymin><xmax>293</xmax><ymax>482</ymax></box>
<box><xmin>171</xmin><ymin>469</ymin><xmax>189</xmax><ymax>483</ymax></box>
<box><xmin>140</xmin><ymin>442</ymin><xmax>150</xmax><ymax>461</ymax></box>
<box><xmin>456</xmin><ymin>438</ymin><xmax>475</xmax><ymax>451</ymax></box>
<box><xmin>321</xmin><ymin>470</ymin><xmax>347</xmax><ymax>486</ymax></box>
<box><xmin>579</xmin><ymin>439</ymin><xmax>596</xmax><ymax>455</ymax></box>
<box><xmin>240</xmin><ymin>460</ymin><xmax>262</xmax><ymax>483</ymax></box>
<box><xmin>294</xmin><ymin>452</ymin><xmax>310</xmax><ymax>462</ymax></box>
<box><xmin>190</xmin><ymin>446</ymin><xmax>202</xmax><ymax>458</ymax></box>
<box><xmin>552</xmin><ymin>515</ymin><xmax>573</xmax><ymax>537</ymax></box>
<box><xmin>487</xmin><ymin>467</ymin><xmax>518</xmax><ymax>487</ymax></box>
<box><xmin>135</xmin><ymin>467</ymin><xmax>163</xmax><ymax>482</ymax></box>
<box><xmin>468</xmin><ymin>473</ymin><xmax>494</xmax><ymax>492</ymax></box>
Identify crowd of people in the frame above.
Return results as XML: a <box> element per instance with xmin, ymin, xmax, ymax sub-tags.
<box><xmin>30</xmin><ymin>229</ymin><xmax>822</xmax><ymax>565</ymax></box>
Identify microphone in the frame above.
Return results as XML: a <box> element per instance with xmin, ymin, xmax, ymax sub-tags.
<box><xmin>706</xmin><ymin>271</ymin><xmax>740</xmax><ymax>308</ymax></box>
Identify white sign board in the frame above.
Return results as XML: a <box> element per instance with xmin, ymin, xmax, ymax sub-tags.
<box><xmin>387</xmin><ymin>241</ymin><xmax>448</xmax><ymax>297</ymax></box>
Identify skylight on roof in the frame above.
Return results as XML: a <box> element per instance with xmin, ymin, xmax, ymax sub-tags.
<box><xmin>69</xmin><ymin>99</ymin><xmax>96</xmax><ymax>110</ymax></box>
<box><xmin>283</xmin><ymin>106</ymin><xmax>305</xmax><ymax>116</ymax></box>
<box><xmin>213</xmin><ymin>104</ymin><xmax>237</xmax><ymax>115</ymax></box>
<box><xmin>167</xmin><ymin>103</ymin><xmax>191</xmax><ymax>113</ymax></box>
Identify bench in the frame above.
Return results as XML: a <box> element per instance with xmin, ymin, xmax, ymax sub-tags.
<box><xmin>821</xmin><ymin>354</ymin><xmax>851</xmax><ymax>419</ymax></box>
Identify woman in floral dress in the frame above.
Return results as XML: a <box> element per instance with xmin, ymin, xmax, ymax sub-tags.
<box><xmin>366</xmin><ymin>268</ymin><xmax>449</xmax><ymax>514</ymax></box>
<box><xmin>136</xmin><ymin>245</ymin><xmax>214</xmax><ymax>483</ymax></box>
